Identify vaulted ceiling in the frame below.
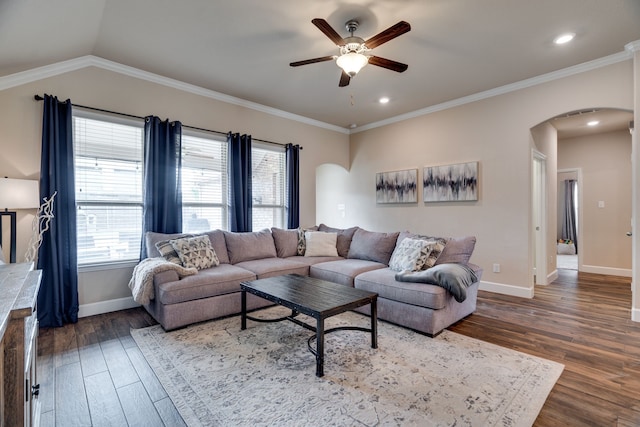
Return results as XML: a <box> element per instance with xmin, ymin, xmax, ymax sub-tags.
<box><xmin>1</xmin><ymin>0</ymin><xmax>639</xmax><ymax>131</ymax></box>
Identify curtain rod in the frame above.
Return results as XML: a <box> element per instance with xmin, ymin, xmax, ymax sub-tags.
<box><xmin>33</xmin><ymin>94</ymin><xmax>300</xmax><ymax>149</ymax></box>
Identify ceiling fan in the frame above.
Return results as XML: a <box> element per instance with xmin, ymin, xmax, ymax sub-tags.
<box><xmin>290</xmin><ymin>18</ymin><xmax>411</xmax><ymax>87</ymax></box>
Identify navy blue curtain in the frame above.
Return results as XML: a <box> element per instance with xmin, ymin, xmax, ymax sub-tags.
<box><xmin>37</xmin><ymin>94</ymin><xmax>79</xmax><ymax>327</ymax></box>
<box><xmin>285</xmin><ymin>143</ymin><xmax>300</xmax><ymax>229</ymax></box>
<box><xmin>228</xmin><ymin>132</ymin><xmax>252</xmax><ymax>232</ymax></box>
<box><xmin>140</xmin><ymin>116</ymin><xmax>183</xmax><ymax>258</ymax></box>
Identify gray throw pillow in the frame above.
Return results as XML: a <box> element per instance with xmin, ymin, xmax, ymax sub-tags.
<box><xmin>347</xmin><ymin>228</ymin><xmax>399</xmax><ymax>265</ymax></box>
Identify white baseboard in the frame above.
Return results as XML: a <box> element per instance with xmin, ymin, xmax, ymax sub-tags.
<box><xmin>632</xmin><ymin>307</ymin><xmax>640</xmax><ymax>323</ymax></box>
<box><xmin>479</xmin><ymin>280</ymin><xmax>534</xmax><ymax>298</ymax></box>
<box><xmin>580</xmin><ymin>265</ymin><xmax>632</xmax><ymax>277</ymax></box>
<box><xmin>545</xmin><ymin>270</ymin><xmax>558</xmax><ymax>285</ymax></box>
<box><xmin>79</xmin><ymin>296</ymin><xmax>141</xmax><ymax>318</ymax></box>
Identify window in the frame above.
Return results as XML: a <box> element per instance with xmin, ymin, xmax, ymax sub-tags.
<box><xmin>252</xmin><ymin>143</ymin><xmax>286</xmax><ymax>230</ymax></box>
<box><xmin>73</xmin><ymin>111</ymin><xmax>144</xmax><ymax>265</ymax></box>
<box><xmin>181</xmin><ymin>131</ymin><xmax>228</xmax><ymax>232</ymax></box>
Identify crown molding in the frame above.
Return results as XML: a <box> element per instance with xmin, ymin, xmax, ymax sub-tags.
<box><xmin>352</xmin><ymin>50</ymin><xmax>633</xmax><ymax>134</ymax></box>
<box><xmin>0</xmin><ymin>55</ymin><xmax>350</xmax><ymax>135</ymax></box>
<box><xmin>1</xmin><ymin>48</ymin><xmax>634</xmax><ymax>136</ymax></box>
<box><xmin>625</xmin><ymin>40</ymin><xmax>640</xmax><ymax>53</ymax></box>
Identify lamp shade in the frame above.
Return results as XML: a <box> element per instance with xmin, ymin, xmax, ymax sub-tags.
<box><xmin>0</xmin><ymin>178</ymin><xmax>40</xmax><ymax>209</ymax></box>
<box><xmin>336</xmin><ymin>52</ymin><xmax>368</xmax><ymax>77</ymax></box>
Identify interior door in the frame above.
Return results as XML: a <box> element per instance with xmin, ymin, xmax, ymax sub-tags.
<box><xmin>533</xmin><ymin>151</ymin><xmax>547</xmax><ymax>285</ymax></box>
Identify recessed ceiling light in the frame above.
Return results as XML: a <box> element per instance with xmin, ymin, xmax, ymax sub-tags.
<box><xmin>379</xmin><ymin>97</ymin><xmax>390</xmax><ymax>104</ymax></box>
<box><xmin>587</xmin><ymin>120</ymin><xmax>599</xmax><ymax>126</ymax></box>
<box><xmin>554</xmin><ymin>33</ymin><xmax>575</xmax><ymax>45</ymax></box>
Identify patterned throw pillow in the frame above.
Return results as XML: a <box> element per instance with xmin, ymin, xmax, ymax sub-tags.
<box><xmin>155</xmin><ymin>239</ymin><xmax>183</xmax><ymax>264</ymax></box>
<box><xmin>296</xmin><ymin>228</ymin><xmax>306</xmax><ymax>255</ymax></box>
<box><xmin>169</xmin><ymin>235</ymin><xmax>220</xmax><ymax>270</ymax></box>
<box><xmin>422</xmin><ymin>237</ymin><xmax>447</xmax><ymax>269</ymax></box>
<box><xmin>388</xmin><ymin>238</ymin><xmax>434</xmax><ymax>272</ymax></box>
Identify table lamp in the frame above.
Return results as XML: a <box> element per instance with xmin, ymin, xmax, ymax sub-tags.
<box><xmin>0</xmin><ymin>178</ymin><xmax>40</xmax><ymax>263</ymax></box>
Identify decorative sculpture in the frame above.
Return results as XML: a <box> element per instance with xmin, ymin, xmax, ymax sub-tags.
<box><xmin>25</xmin><ymin>191</ymin><xmax>56</xmax><ymax>263</ymax></box>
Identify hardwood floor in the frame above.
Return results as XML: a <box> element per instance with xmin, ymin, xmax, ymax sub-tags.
<box><xmin>38</xmin><ymin>270</ymin><xmax>640</xmax><ymax>426</ymax></box>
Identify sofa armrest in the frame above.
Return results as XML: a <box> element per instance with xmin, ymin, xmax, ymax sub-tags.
<box><xmin>153</xmin><ymin>269</ymin><xmax>180</xmax><ymax>285</ymax></box>
<box><xmin>467</xmin><ymin>263</ymin><xmax>483</xmax><ymax>281</ymax></box>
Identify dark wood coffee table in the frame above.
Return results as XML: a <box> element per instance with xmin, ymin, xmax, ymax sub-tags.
<box><xmin>240</xmin><ymin>274</ymin><xmax>378</xmax><ymax>377</ymax></box>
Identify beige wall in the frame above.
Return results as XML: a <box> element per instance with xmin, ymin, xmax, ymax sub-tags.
<box><xmin>320</xmin><ymin>60</ymin><xmax>634</xmax><ymax>297</ymax></box>
<box><xmin>0</xmin><ymin>66</ymin><xmax>349</xmax><ymax>311</ymax></box>
<box><xmin>0</xmin><ymin>56</ymin><xmax>636</xmax><ymax>314</ymax></box>
<box><xmin>558</xmin><ymin>129</ymin><xmax>632</xmax><ymax>271</ymax></box>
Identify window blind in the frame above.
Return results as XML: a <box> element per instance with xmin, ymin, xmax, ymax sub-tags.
<box><xmin>73</xmin><ymin>114</ymin><xmax>144</xmax><ymax>265</ymax></box>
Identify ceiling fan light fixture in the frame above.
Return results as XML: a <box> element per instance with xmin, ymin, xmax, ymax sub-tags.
<box><xmin>336</xmin><ymin>52</ymin><xmax>369</xmax><ymax>77</ymax></box>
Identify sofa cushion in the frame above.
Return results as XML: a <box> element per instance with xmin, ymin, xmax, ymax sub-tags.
<box><xmin>347</xmin><ymin>228</ymin><xmax>399</xmax><ymax>265</ymax></box>
<box><xmin>435</xmin><ymin>236</ymin><xmax>477</xmax><ymax>265</ymax></box>
<box><xmin>310</xmin><ymin>259</ymin><xmax>386</xmax><ymax>287</ymax></box>
<box><xmin>156</xmin><ymin>264</ymin><xmax>256</xmax><ymax>304</ymax></box>
<box><xmin>388</xmin><ymin>238</ymin><xmax>435</xmax><ymax>272</ymax></box>
<box><xmin>304</xmin><ymin>231</ymin><xmax>339</xmax><ymax>257</ymax></box>
<box><xmin>354</xmin><ymin>268</ymin><xmax>448</xmax><ymax>310</ymax></box>
<box><xmin>284</xmin><ymin>255</ymin><xmax>344</xmax><ymax>266</ymax></box>
<box><xmin>318</xmin><ymin>224</ymin><xmax>358</xmax><ymax>257</ymax></box>
<box><xmin>203</xmin><ymin>229</ymin><xmax>230</xmax><ymax>264</ymax></box>
<box><xmin>271</xmin><ymin>227</ymin><xmax>299</xmax><ymax>258</ymax></box>
<box><xmin>170</xmin><ymin>235</ymin><xmax>220</xmax><ymax>270</ymax></box>
<box><xmin>234</xmin><ymin>258</ymin><xmax>310</xmax><ymax>278</ymax></box>
<box><xmin>397</xmin><ymin>231</ymin><xmax>447</xmax><ymax>269</ymax></box>
<box><xmin>224</xmin><ymin>229</ymin><xmax>277</xmax><ymax>264</ymax></box>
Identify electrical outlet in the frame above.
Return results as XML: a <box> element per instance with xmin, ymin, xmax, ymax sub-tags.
<box><xmin>492</xmin><ymin>263</ymin><xmax>501</xmax><ymax>273</ymax></box>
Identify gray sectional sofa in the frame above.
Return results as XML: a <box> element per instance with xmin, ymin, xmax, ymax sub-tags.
<box><xmin>139</xmin><ymin>224</ymin><xmax>482</xmax><ymax>336</ymax></box>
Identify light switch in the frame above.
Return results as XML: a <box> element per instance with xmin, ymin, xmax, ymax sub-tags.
<box><xmin>598</xmin><ymin>201</ymin><xmax>605</xmax><ymax>208</ymax></box>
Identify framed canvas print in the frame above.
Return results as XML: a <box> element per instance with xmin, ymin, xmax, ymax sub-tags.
<box><xmin>376</xmin><ymin>169</ymin><xmax>418</xmax><ymax>203</ymax></box>
<box><xmin>423</xmin><ymin>161</ymin><xmax>478</xmax><ymax>202</ymax></box>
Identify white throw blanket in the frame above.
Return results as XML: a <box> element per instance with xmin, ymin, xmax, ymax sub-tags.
<box><xmin>128</xmin><ymin>257</ymin><xmax>198</xmax><ymax>305</ymax></box>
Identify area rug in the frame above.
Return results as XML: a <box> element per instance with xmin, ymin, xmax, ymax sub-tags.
<box><xmin>131</xmin><ymin>307</ymin><xmax>564</xmax><ymax>427</ymax></box>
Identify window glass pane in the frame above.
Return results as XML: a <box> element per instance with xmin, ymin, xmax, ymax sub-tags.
<box><xmin>183</xmin><ymin>206</ymin><xmax>225</xmax><ymax>233</ymax></box>
<box><xmin>253</xmin><ymin>206</ymin><xmax>284</xmax><ymax>230</ymax></box>
<box><xmin>252</xmin><ymin>145</ymin><xmax>285</xmax><ymax>230</ymax></box>
<box><xmin>73</xmin><ymin>114</ymin><xmax>143</xmax><ymax>265</ymax></box>
<box><xmin>181</xmin><ymin>132</ymin><xmax>228</xmax><ymax>231</ymax></box>
<box><xmin>77</xmin><ymin>205</ymin><xmax>142</xmax><ymax>264</ymax></box>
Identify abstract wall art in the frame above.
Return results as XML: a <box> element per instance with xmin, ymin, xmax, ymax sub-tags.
<box><xmin>423</xmin><ymin>161</ymin><xmax>478</xmax><ymax>202</ymax></box>
<box><xmin>376</xmin><ymin>169</ymin><xmax>418</xmax><ymax>204</ymax></box>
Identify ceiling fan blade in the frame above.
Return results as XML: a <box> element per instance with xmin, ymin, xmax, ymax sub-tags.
<box><xmin>338</xmin><ymin>70</ymin><xmax>351</xmax><ymax>87</ymax></box>
<box><xmin>364</xmin><ymin>21</ymin><xmax>411</xmax><ymax>49</ymax></box>
<box><xmin>312</xmin><ymin>18</ymin><xmax>344</xmax><ymax>45</ymax></box>
<box><xmin>368</xmin><ymin>56</ymin><xmax>408</xmax><ymax>73</ymax></box>
<box><xmin>289</xmin><ymin>56</ymin><xmax>335</xmax><ymax>67</ymax></box>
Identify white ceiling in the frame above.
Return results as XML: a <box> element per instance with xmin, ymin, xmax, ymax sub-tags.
<box><xmin>1</xmin><ymin>0</ymin><xmax>639</xmax><ymax>131</ymax></box>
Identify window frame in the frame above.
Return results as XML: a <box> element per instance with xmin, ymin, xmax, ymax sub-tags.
<box><xmin>73</xmin><ymin>108</ymin><xmax>145</xmax><ymax>270</ymax></box>
<box><xmin>251</xmin><ymin>141</ymin><xmax>286</xmax><ymax>230</ymax></box>
<box><xmin>181</xmin><ymin>129</ymin><xmax>229</xmax><ymax>232</ymax></box>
